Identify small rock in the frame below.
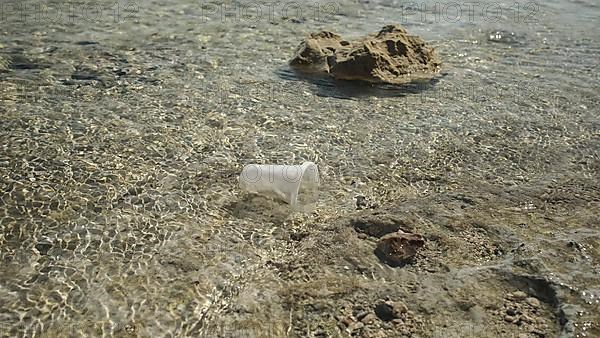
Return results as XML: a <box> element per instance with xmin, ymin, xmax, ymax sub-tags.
<box><xmin>506</xmin><ymin>307</ymin><xmax>518</xmax><ymax>316</ymax></box>
<box><xmin>35</xmin><ymin>242</ymin><xmax>53</xmax><ymax>255</ymax></box>
<box><xmin>391</xmin><ymin>301</ymin><xmax>408</xmax><ymax>317</ymax></box>
<box><xmin>391</xmin><ymin>318</ymin><xmax>404</xmax><ymax>325</ymax></box>
<box><xmin>314</xmin><ymin>329</ymin><xmax>327</xmax><ymax>336</ymax></box>
<box><xmin>374</xmin><ymin>300</ymin><xmax>408</xmax><ymax>321</ymax></box>
<box><xmin>374</xmin><ymin>301</ymin><xmax>395</xmax><ymax>321</ymax></box>
<box><xmin>356</xmin><ymin>195</ymin><xmax>368</xmax><ymax>210</ymax></box>
<box><xmin>340</xmin><ymin>316</ymin><xmax>354</xmax><ymax>327</ymax></box>
<box><xmin>351</xmin><ymin>322</ymin><xmax>364</xmax><ymax>331</ymax></box>
<box><xmin>567</xmin><ymin>240</ymin><xmax>583</xmax><ymax>251</ymax></box>
<box><xmin>511</xmin><ymin>291</ymin><xmax>528</xmax><ymax>301</ymax></box>
<box><xmin>520</xmin><ymin>314</ymin><xmax>534</xmax><ymax>324</ymax></box>
<box><xmin>357</xmin><ymin>233</ymin><xmax>368</xmax><ymax>240</ymax></box>
<box><xmin>375</xmin><ymin>231</ymin><xmax>425</xmax><ymax>267</ymax></box>
<box><xmin>504</xmin><ymin>315</ymin><xmax>516</xmax><ymax>323</ymax></box>
<box><xmin>356</xmin><ymin>311</ymin><xmax>369</xmax><ymax>321</ymax></box>
<box><xmin>530</xmin><ymin>327</ymin><xmax>546</xmax><ymax>336</ymax></box>
<box><xmin>526</xmin><ymin>297</ymin><xmax>541</xmax><ymax>308</ymax></box>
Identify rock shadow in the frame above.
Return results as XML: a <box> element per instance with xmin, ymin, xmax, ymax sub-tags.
<box><xmin>276</xmin><ymin>67</ymin><xmax>444</xmax><ymax>100</ymax></box>
<box><xmin>224</xmin><ymin>193</ymin><xmax>293</xmax><ymax>225</ymax></box>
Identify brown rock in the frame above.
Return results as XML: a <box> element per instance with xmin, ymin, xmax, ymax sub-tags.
<box><xmin>290</xmin><ymin>25</ymin><xmax>441</xmax><ymax>84</ymax></box>
<box><xmin>331</xmin><ymin>25</ymin><xmax>441</xmax><ymax>83</ymax></box>
<box><xmin>374</xmin><ymin>231</ymin><xmax>425</xmax><ymax>267</ymax></box>
<box><xmin>288</xmin><ymin>31</ymin><xmax>346</xmax><ymax>72</ymax></box>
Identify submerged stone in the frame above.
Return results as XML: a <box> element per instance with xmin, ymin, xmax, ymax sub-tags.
<box><xmin>374</xmin><ymin>231</ymin><xmax>425</xmax><ymax>267</ymax></box>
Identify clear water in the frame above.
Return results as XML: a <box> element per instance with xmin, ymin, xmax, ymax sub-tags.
<box><xmin>0</xmin><ymin>0</ymin><xmax>598</xmax><ymax>337</ymax></box>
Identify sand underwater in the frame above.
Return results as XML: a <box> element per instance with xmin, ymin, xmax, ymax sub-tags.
<box><xmin>0</xmin><ymin>0</ymin><xmax>599</xmax><ymax>337</ymax></box>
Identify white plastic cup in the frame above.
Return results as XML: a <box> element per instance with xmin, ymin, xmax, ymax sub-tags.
<box><xmin>239</xmin><ymin>162</ymin><xmax>319</xmax><ymax>208</ymax></box>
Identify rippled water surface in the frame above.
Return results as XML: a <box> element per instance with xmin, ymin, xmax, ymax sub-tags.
<box><xmin>0</xmin><ymin>0</ymin><xmax>598</xmax><ymax>337</ymax></box>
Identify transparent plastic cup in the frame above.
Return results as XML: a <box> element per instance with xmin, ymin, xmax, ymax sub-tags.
<box><xmin>239</xmin><ymin>162</ymin><xmax>319</xmax><ymax>208</ymax></box>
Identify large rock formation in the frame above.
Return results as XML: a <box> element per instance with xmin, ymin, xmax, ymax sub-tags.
<box><xmin>289</xmin><ymin>25</ymin><xmax>441</xmax><ymax>84</ymax></box>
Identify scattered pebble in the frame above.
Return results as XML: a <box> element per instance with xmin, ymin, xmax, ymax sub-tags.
<box><xmin>340</xmin><ymin>316</ymin><xmax>354</xmax><ymax>327</ymax></box>
<box><xmin>392</xmin><ymin>301</ymin><xmax>408</xmax><ymax>316</ymax></box>
<box><xmin>374</xmin><ymin>300</ymin><xmax>408</xmax><ymax>321</ymax></box>
<box><xmin>511</xmin><ymin>291</ymin><xmax>528</xmax><ymax>301</ymax></box>
<box><xmin>526</xmin><ymin>297</ymin><xmax>541</xmax><ymax>308</ymax></box>
<box><xmin>520</xmin><ymin>314</ymin><xmax>534</xmax><ymax>324</ymax></box>
<box><xmin>349</xmin><ymin>321</ymin><xmax>364</xmax><ymax>332</ymax></box>
<box><xmin>356</xmin><ymin>311</ymin><xmax>369</xmax><ymax>321</ymax></box>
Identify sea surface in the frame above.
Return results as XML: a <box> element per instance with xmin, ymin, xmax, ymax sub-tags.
<box><xmin>0</xmin><ymin>0</ymin><xmax>598</xmax><ymax>337</ymax></box>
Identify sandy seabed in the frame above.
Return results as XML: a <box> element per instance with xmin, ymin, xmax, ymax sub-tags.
<box><xmin>1</xmin><ymin>0</ymin><xmax>599</xmax><ymax>337</ymax></box>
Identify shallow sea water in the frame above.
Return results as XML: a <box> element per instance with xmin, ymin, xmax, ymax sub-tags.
<box><xmin>0</xmin><ymin>0</ymin><xmax>599</xmax><ymax>337</ymax></box>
